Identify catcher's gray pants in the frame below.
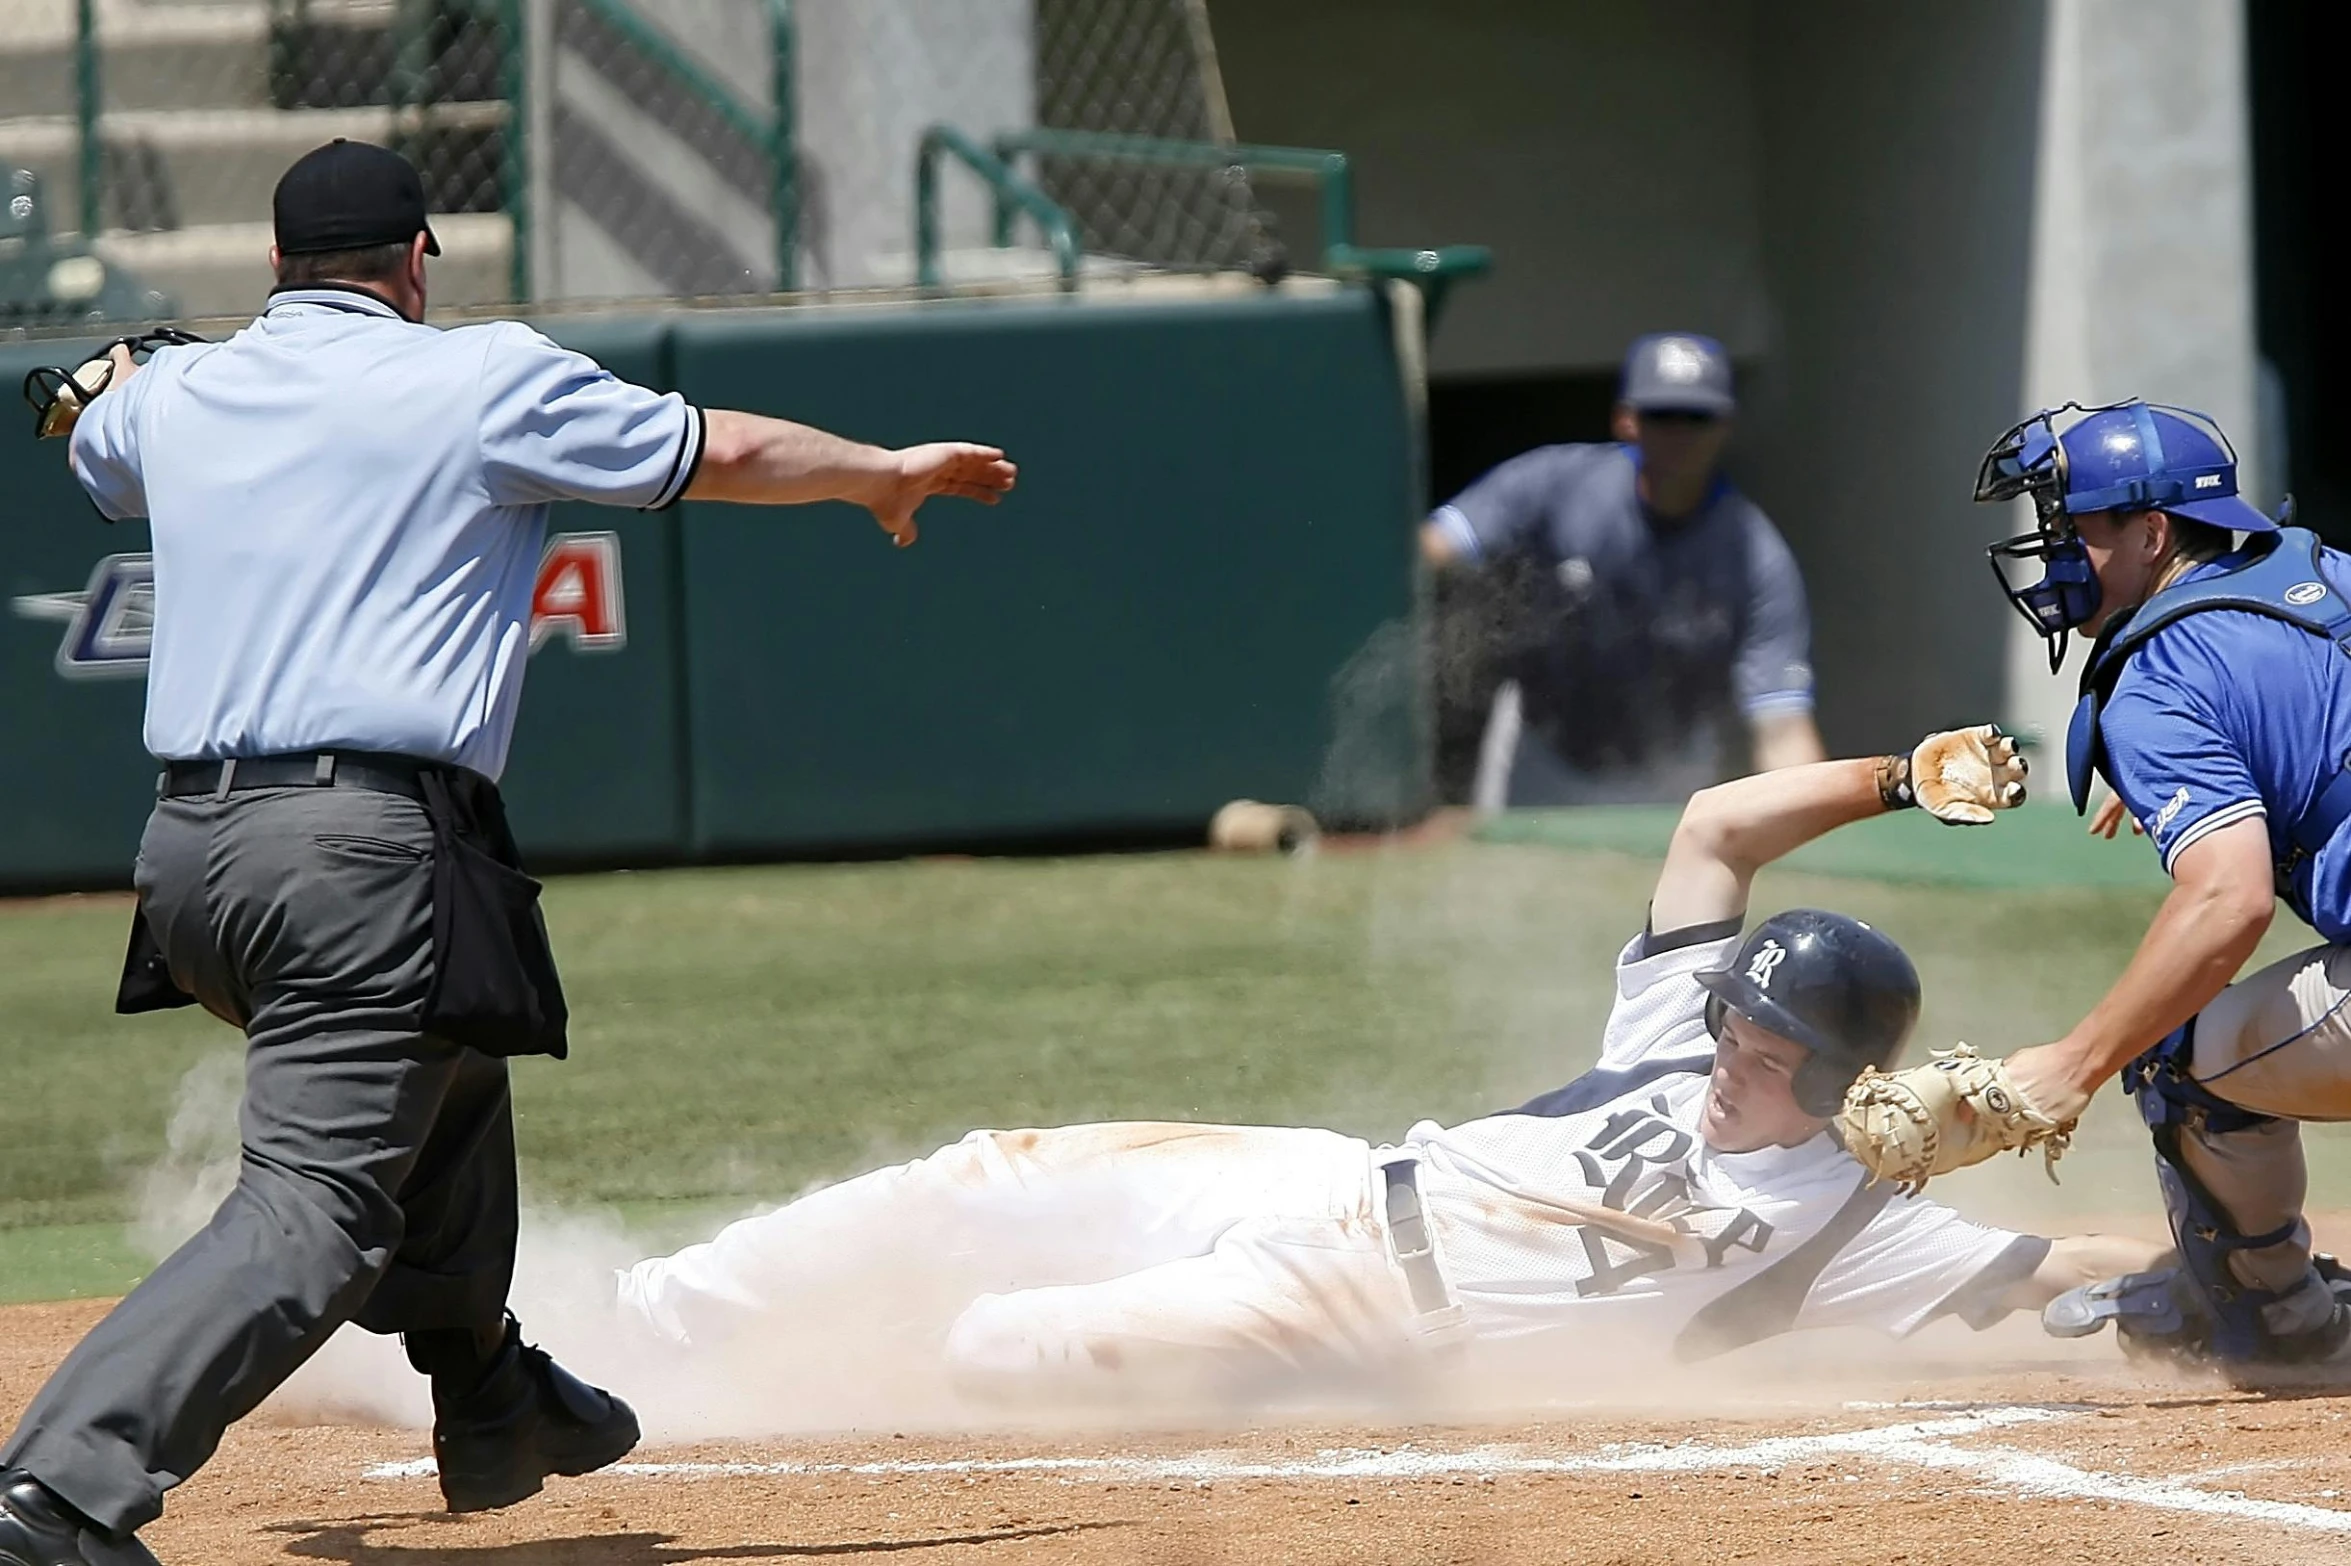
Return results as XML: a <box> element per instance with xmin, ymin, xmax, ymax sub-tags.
<box><xmin>1</xmin><ymin>787</ymin><xmax>518</xmax><ymax>1538</ymax></box>
<box><xmin>2171</xmin><ymin>940</ymin><xmax>2351</xmax><ymax>1334</ymax></box>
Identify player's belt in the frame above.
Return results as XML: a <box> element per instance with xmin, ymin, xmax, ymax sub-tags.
<box><xmin>1381</xmin><ymin>1158</ymin><xmax>1457</xmax><ymax>1317</ymax></box>
<box><xmin>158</xmin><ymin>750</ymin><xmax>454</xmax><ymax>804</ymax></box>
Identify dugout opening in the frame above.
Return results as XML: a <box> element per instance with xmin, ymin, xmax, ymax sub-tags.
<box><xmin>2247</xmin><ymin>0</ymin><xmax>2351</xmax><ymax>549</ymax></box>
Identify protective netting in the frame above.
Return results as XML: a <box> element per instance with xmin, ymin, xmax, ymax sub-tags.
<box><xmin>525</xmin><ymin>0</ymin><xmax>788</xmax><ymax>301</ymax></box>
<box><xmin>0</xmin><ymin>0</ymin><xmax>1274</xmax><ymax>325</ymax></box>
<box><xmin>0</xmin><ymin>0</ymin><xmax>518</xmax><ymax>323</ymax></box>
<box><xmin>1029</xmin><ymin>0</ymin><xmax>1277</xmax><ymax>275</ymax></box>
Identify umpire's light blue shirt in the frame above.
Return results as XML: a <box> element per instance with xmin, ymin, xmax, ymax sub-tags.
<box><xmin>68</xmin><ymin>286</ymin><xmax>703</xmax><ymax>779</ymax></box>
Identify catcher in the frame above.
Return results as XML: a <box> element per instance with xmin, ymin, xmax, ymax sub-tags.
<box><xmin>1835</xmin><ymin>400</ymin><xmax>2351</xmax><ymax>1377</ymax></box>
<box><xmin>608</xmin><ymin>728</ymin><xmax>2161</xmax><ymax>1403</ymax></box>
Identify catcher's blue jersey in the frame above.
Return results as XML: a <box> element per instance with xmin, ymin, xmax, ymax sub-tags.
<box><xmin>2097</xmin><ymin>546</ymin><xmax>2351</xmax><ymax>939</ymax></box>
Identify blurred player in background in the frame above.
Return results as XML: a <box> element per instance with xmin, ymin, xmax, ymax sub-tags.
<box><xmin>1422</xmin><ymin>332</ymin><xmax>1826</xmax><ymax>808</ymax></box>
<box><xmin>610</xmin><ymin>726</ymin><xmax>2158</xmax><ymax>1406</ymax></box>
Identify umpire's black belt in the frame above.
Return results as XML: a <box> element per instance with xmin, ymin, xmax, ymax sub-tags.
<box><xmin>159</xmin><ymin>750</ymin><xmax>449</xmax><ymax>803</ymax></box>
<box><xmin>146</xmin><ymin>747</ymin><xmax>569</xmax><ymax>1059</ymax></box>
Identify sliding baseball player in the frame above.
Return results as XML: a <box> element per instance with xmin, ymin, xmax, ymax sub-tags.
<box><xmin>613</xmin><ymin>728</ymin><xmax>2157</xmax><ymax>1402</ymax></box>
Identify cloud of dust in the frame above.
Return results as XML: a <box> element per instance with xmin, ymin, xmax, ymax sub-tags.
<box><xmin>264</xmin><ymin>1189</ymin><xmax>1249</xmax><ymax>1444</ymax></box>
<box><xmin>1311</xmin><ymin>617</ymin><xmax>1424</xmax><ymax>832</ymax></box>
<box><xmin>128</xmin><ymin>1051</ymin><xmax>2110</xmax><ymax>1446</ymax></box>
<box><xmin>131</xmin><ymin>1050</ymin><xmax>244</xmax><ymax>1261</ymax></box>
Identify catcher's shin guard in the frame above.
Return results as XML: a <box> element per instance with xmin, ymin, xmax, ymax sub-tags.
<box><xmin>2046</xmin><ymin>1255</ymin><xmax>2351</xmax><ymax>1367</ymax></box>
<box><xmin>2042</xmin><ymin>1267</ymin><xmax>2206</xmax><ymax>1357</ymax></box>
<box><xmin>2079</xmin><ymin>1030</ymin><xmax>2351</xmax><ymax>1366</ymax></box>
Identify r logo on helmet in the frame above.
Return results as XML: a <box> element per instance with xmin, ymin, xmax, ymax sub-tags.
<box><xmin>1745</xmin><ymin>940</ymin><xmax>1787</xmax><ymax>990</ymax></box>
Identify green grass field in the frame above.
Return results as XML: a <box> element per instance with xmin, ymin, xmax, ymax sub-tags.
<box><xmin>7</xmin><ymin>830</ymin><xmax>2350</xmax><ymax>1305</ymax></box>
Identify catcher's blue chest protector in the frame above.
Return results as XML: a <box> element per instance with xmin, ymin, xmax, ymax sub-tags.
<box><xmin>2068</xmin><ymin>527</ymin><xmax>2351</xmax><ymax>921</ymax></box>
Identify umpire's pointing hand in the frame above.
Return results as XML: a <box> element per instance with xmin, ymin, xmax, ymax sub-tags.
<box><xmin>866</xmin><ymin>443</ymin><xmax>1019</xmax><ymax>548</ymax></box>
<box><xmin>686</xmin><ymin>411</ymin><xmax>1016</xmax><ymax>546</ymax></box>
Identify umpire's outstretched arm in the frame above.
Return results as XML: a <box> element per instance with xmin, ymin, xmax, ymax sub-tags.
<box><xmin>686</xmin><ymin>410</ymin><xmax>1016</xmax><ymax>549</ymax></box>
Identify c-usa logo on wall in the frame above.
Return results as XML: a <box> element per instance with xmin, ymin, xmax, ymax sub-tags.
<box><xmin>13</xmin><ymin>533</ymin><xmax>628</xmax><ymax>680</ymax></box>
<box><xmin>1745</xmin><ymin>939</ymin><xmax>1787</xmax><ymax>989</ymax></box>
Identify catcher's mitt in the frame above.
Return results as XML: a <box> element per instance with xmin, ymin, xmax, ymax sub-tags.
<box><xmin>1836</xmin><ymin>1043</ymin><xmax>2077</xmax><ymax>1195</ymax></box>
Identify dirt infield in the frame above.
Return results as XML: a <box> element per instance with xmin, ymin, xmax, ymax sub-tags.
<box><xmin>12</xmin><ymin>1299</ymin><xmax>2351</xmax><ymax>1563</ymax></box>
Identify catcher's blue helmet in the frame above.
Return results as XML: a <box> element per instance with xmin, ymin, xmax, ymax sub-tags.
<box><xmin>1978</xmin><ymin>400</ymin><xmax>2280</xmax><ymax>669</ymax></box>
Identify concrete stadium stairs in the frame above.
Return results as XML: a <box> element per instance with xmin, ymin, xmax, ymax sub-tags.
<box><xmin>0</xmin><ymin>0</ymin><xmax>512</xmax><ymax>318</ymax></box>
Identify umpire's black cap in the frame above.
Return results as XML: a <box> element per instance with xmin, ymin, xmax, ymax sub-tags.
<box><xmin>273</xmin><ymin>139</ymin><xmax>441</xmax><ymax>257</ymax></box>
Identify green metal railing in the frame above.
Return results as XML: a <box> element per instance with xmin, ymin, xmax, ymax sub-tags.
<box><xmin>73</xmin><ymin>0</ymin><xmax>101</xmax><ymax>239</ymax></box>
<box><xmin>569</xmin><ymin>0</ymin><xmax>797</xmax><ymax>293</ymax></box>
<box><xmin>913</xmin><ymin>125</ymin><xmax>1491</xmax><ymax>320</ymax></box>
<box><xmin>497</xmin><ymin>0</ymin><xmax>527</xmax><ymax>300</ymax></box>
<box><xmin>916</xmin><ymin>126</ymin><xmax>1082</xmax><ymax>291</ymax></box>
<box><xmin>66</xmin><ymin>0</ymin><xmax>798</xmax><ymax>304</ymax></box>
<box><xmin>995</xmin><ymin>129</ymin><xmax>1491</xmax><ymax>317</ymax></box>
<box><xmin>379</xmin><ymin>0</ymin><xmax>529</xmax><ymax>297</ymax></box>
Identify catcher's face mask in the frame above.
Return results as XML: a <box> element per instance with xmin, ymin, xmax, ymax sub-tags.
<box><xmin>1980</xmin><ymin>398</ymin><xmax>2276</xmax><ymax>672</ymax></box>
<box><xmin>1980</xmin><ymin>404</ymin><xmax>2105</xmax><ymax>672</ymax></box>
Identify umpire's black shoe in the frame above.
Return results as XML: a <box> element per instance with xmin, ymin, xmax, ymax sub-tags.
<box><xmin>0</xmin><ymin>1469</ymin><xmax>159</xmax><ymax>1566</ymax></box>
<box><xmin>431</xmin><ymin>1321</ymin><xmax>640</xmax><ymax>1514</ymax></box>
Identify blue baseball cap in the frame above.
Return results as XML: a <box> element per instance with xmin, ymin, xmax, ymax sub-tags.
<box><xmin>1620</xmin><ymin>333</ymin><xmax>1734</xmax><ymax>415</ymax></box>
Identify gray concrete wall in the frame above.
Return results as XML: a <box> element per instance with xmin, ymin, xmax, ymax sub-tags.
<box><xmin>1210</xmin><ymin>0</ymin><xmax>1772</xmax><ymax>378</ymax></box>
<box><xmin>533</xmin><ymin>0</ymin><xmax>1032</xmax><ymax>300</ymax></box>
<box><xmin>2002</xmin><ymin>0</ymin><xmax>2261</xmax><ymax>750</ymax></box>
<box><xmin>1738</xmin><ymin>1</ymin><xmax>2047</xmax><ymax>753</ymax></box>
<box><xmin>793</xmin><ymin>0</ymin><xmax>1035</xmax><ymax>291</ymax></box>
<box><xmin>1216</xmin><ymin>0</ymin><xmax>2047</xmax><ymax>750</ymax></box>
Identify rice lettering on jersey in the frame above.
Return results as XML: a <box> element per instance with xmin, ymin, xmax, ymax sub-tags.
<box><xmin>1568</xmin><ymin>1094</ymin><xmax>1774</xmax><ymax>1297</ymax></box>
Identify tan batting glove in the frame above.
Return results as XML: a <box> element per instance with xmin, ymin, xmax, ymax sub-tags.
<box><xmin>1875</xmin><ymin>723</ymin><xmax>2028</xmax><ymax>826</ymax></box>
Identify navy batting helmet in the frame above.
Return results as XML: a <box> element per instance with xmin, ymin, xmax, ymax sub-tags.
<box><xmin>1694</xmin><ymin>909</ymin><xmax>1922</xmax><ymax>1118</ymax></box>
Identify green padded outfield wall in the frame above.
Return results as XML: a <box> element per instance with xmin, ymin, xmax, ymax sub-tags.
<box><xmin>491</xmin><ymin>317</ymin><xmax>691</xmax><ymax>865</ymax></box>
<box><xmin>668</xmin><ymin>288</ymin><xmax>1423</xmax><ymax>854</ymax></box>
<box><xmin>0</xmin><ymin>337</ymin><xmax>156</xmax><ymax>888</ymax></box>
<box><xmin>0</xmin><ymin>319</ymin><xmax>692</xmax><ymax>888</ymax></box>
<box><xmin>0</xmin><ymin>285</ymin><xmax>1423</xmax><ymax>888</ymax></box>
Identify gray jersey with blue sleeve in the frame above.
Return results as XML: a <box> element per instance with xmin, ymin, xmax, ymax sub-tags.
<box><xmin>1432</xmin><ymin>443</ymin><xmax>1814</xmax><ymax>783</ymax></box>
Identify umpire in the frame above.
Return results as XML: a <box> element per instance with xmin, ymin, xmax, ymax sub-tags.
<box><xmin>0</xmin><ymin>140</ymin><xmax>1014</xmax><ymax>1566</ymax></box>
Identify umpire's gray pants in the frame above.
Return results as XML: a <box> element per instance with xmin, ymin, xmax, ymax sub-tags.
<box><xmin>2</xmin><ymin>786</ymin><xmax>519</xmax><ymax>1537</ymax></box>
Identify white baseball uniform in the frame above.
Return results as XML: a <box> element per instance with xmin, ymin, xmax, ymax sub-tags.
<box><xmin>615</xmin><ymin>923</ymin><xmax>2042</xmax><ymax>1399</ymax></box>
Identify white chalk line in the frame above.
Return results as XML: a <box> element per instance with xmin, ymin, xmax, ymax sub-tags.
<box><xmin>362</xmin><ymin>1403</ymin><xmax>2351</xmax><ymax>1536</ymax></box>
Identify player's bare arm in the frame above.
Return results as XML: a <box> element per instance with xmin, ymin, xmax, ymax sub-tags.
<box><xmin>686</xmin><ymin>409</ymin><xmax>1018</xmax><ymax>547</ymax></box>
<box><xmin>1652</xmin><ymin>725</ymin><xmax>2029</xmax><ymax>931</ymax></box>
<box><xmin>2003</xmin><ymin>816</ymin><xmax>2275</xmax><ymax>1123</ymax></box>
<box><xmin>1418</xmin><ymin>518</ymin><xmax>1467</xmax><ymax>569</ymax></box>
<box><xmin>1748</xmin><ymin>709</ymin><xmax>1829</xmax><ymax>772</ymax></box>
<box><xmin>1994</xmin><ymin>1234</ymin><xmax>2172</xmax><ymax>1314</ymax></box>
